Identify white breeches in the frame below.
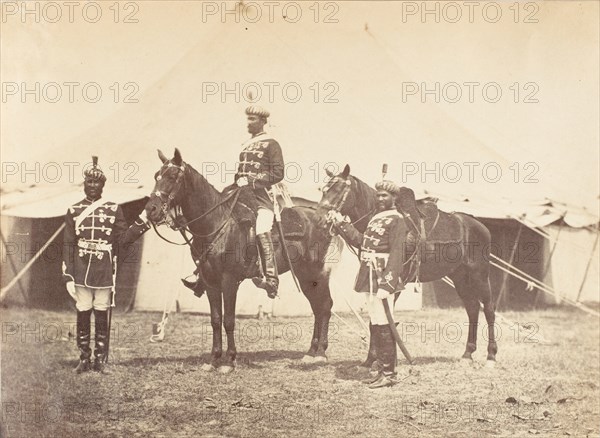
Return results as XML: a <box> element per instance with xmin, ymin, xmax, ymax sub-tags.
<box><xmin>367</xmin><ymin>293</ymin><xmax>396</xmax><ymax>326</ymax></box>
<box><xmin>74</xmin><ymin>286</ymin><xmax>111</xmax><ymax>311</ymax></box>
<box><xmin>256</xmin><ymin>208</ymin><xmax>274</xmax><ymax>234</ymax></box>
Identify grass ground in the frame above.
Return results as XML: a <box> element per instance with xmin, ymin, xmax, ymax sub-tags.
<box><xmin>1</xmin><ymin>306</ymin><xmax>598</xmax><ymax>437</ymax></box>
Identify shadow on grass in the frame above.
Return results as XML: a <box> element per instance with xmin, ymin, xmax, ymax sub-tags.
<box><xmin>332</xmin><ymin>356</ymin><xmax>458</xmax><ymax>382</ymax></box>
<box><xmin>83</xmin><ymin>349</ymin><xmax>308</xmax><ymax>369</ymax></box>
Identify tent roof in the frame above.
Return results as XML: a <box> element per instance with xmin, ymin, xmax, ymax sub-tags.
<box><xmin>2</xmin><ymin>2</ymin><xmax>598</xmax><ymax>222</ymax></box>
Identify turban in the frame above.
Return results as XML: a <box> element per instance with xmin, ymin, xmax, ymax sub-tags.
<box><xmin>245</xmin><ymin>105</ymin><xmax>270</xmax><ymax>119</ymax></box>
<box><xmin>84</xmin><ymin>156</ymin><xmax>106</xmax><ymax>183</ymax></box>
<box><xmin>375</xmin><ymin>180</ymin><xmax>400</xmax><ymax>195</ymax></box>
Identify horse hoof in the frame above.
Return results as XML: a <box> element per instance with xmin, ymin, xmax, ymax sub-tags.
<box><xmin>200</xmin><ymin>363</ymin><xmax>216</xmax><ymax>372</ymax></box>
<box><xmin>484</xmin><ymin>360</ymin><xmax>496</xmax><ymax>369</ymax></box>
<box><xmin>301</xmin><ymin>355</ymin><xmax>315</xmax><ymax>364</ymax></box>
<box><xmin>460</xmin><ymin>358</ymin><xmax>473</xmax><ymax>367</ymax></box>
<box><xmin>218</xmin><ymin>365</ymin><xmax>234</xmax><ymax>374</ymax></box>
<box><xmin>313</xmin><ymin>355</ymin><xmax>328</xmax><ymax>364</ymax></box>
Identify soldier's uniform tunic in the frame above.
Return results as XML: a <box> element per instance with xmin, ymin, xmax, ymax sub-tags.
<box><xmin>235</xmin><ymin>133</ymin><xmax>284</xmax><ymax>213</ymax></box>
<box><xmin>343</xmin><ymin>209</ymin><xmax>406</xmax><ymax>293</ymax></box>
<box><xmin>62</xmin><ymin>198</ymin><xmax>149</xmax><ymax>311</ymax></box>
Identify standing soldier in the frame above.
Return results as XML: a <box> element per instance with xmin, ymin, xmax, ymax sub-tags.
<box><xmin>182</xmin><ymin>105</ymin><xmax>284</xmax><ymax>299</ymax></box>
<box><xmin>330</xmin><ymin>180</ymin><xmax>408</xmax><ymax>388</ymax></box>
<box><xmin>63</xmin><ymin>157</ymin><xmax>150</xmax><ymax>373</ymax></box>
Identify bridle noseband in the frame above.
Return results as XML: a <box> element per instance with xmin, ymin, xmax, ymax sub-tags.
<box><xmin>151</xmin><ymin>161</ymin><xmax>186</xmax><ymax>227</ymax></box>
<box><xmin>320</xmin><ymin>176</ymin><xmax>352</xmax><ymax>214</ymax></box>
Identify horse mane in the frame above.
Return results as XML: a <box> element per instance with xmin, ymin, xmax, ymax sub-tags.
<box><xmin>179</xmin><ymin>161</ymin><xmax>229</xmax><ymax>229</ymax></box>
<box><xmin>349</xmin><ymin>174</ymin><xmax>377</xmax><ymax>232</ymax></box>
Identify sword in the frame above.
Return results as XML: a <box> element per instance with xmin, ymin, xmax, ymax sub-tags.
<box><xmin>105</xmin><ymin>255</ymin><xmax>117</xmax><ymax>363</ymax></box>
<box><xmin>382</xmin><ymin>298</ymin><xmax>414</xmax><ymax>365</ymax></box>
<box><xmin>272</xmin><ymin>187</ymin><xmax>302</xmax><ymax>294</ymax></box>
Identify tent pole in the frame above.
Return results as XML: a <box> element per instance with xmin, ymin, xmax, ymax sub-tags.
<box><xmin>0</xmin><ymin>223</ymin><xmax>65</xmax><ymax>303</ymax></box>
<box><xmin>490</xmin><ymin>256</ymin><xmax>599</xmax><ymax>317</ymax></box>
<box><xmin>575</xmin><ymin>230</ymin><xmax>599</xmax><ymax>303</ymax></box>
<box><xmin>495</xmin><ymin>224</ymin><xmax>523</xmax><ymax>310</ymax></box>
<box><xmin>535</xmin><ymin>222</ymin><xmax>563</xmax><ymax>308</ymax></box>
<box><xmin>0</xmin><ymin>230</ymin><xmax>29</xmax><ymax>304</ymax></box>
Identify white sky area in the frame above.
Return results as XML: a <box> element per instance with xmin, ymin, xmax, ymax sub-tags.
<box><xmin>2</xmin><ymin>1</ymin><xmax>598</xmax><ymax>215</ymax></box>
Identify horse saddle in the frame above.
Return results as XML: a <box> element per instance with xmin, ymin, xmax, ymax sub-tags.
<box><xmin>231</xmin><ymin>187</ymin><xmax>306</xmax><ymax>241</ymax></box>
<box><xmin>277</xmin><ymin>208</ymin><xmax>306</xmax><ymax>240</ymax></box>
<box><xmin>398</xmin><ymin>188</ymin><xmax>463</xmax><ymax>280</ymax></box>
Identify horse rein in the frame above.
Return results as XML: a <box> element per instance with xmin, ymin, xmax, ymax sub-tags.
<box><xmin>150</xmin><ymin>159</ymin><xmax>241</xmax><ymax>244</ymax></box>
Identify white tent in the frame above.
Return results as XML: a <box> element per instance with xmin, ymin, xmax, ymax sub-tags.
<box><xmin>2</xmin><ymin>2</ymin><xmax>598</xmax><ymax>313</ymax></box>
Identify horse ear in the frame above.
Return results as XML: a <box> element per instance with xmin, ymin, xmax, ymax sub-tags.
<box><xmin>173</xmin><ymin>148</ymin><xmax>182</xmax><ymax>165</ymax></box>
<box><xmin>341</xmin><ymin>164</ymin><xmax>350</xmax><ymax>178</ymax></box>
<box><xmin>325</xmin><ymin>167</ymin><xmax>334</xmax><ymax>178</ymax></box>
<box><xmin>158</xmin><ymin>149</ymin><xmax>168</xmax><ymax>164</ymax></box>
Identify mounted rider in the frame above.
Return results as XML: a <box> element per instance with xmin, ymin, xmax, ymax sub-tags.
<box><xmin>235</xmin><ymin>105</ymin><xmax>284</xmax><ymax>298</ymax></box>
<box><xmin>63</xmin><ymin>156</ymin><xmax>150</xmax><ymax>373</ymax></box>
<box><xmin>182</xmin><ymin>105</ymin><xmax>284</xmax><ymax>299</ymax></box>
<box><xmin>329</xmin><ymin>179</ymin><xmax>408</xmax><ymax>388</ymax></box>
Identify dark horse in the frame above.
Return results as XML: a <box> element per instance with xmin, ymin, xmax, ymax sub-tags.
<box><xmin>145</xmin><ymin>149</ymin><xmax>338</xmax><ymax>372</ymax></box>
<box><xmin>315</xmin><ymin>165</ymin><xmax>498</xmax><ymax>366</ymax></box>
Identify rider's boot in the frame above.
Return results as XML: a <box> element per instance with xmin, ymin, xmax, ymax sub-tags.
<box><xmin>252</xmin><ymin>232</ymin><xmax>279</xmax><ymax>299</ymax></box>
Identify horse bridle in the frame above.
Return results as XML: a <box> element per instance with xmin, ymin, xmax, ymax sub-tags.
<box><xmin>321</xmin><ymin>176</ymin><xmax>375</xmax><ymax>232</ymax></box>
<box><xmin>320</xmin><ymin>176</ymin><xmax>352</xmax><ymax>214</ymax></box>
<box><xmin>150</xmin><ymin>161</ymin><xmax>187</xmax><ymax>227</ymax></box>
<box><xmin>150</xmin><ymin>160</ymin><xmax>241</xmax><ymax>245</ymax></box>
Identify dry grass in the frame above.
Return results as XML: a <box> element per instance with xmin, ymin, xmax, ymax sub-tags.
<box><xmin>1</xmin><ymin>306</ymin><xmax>598</xmax><ymax>437</ymax></box>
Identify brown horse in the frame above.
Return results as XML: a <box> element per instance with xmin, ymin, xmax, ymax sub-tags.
<box><xmin>315</xmin><ymin>165</ymin><xmax>498</xmax><ymax>365</ymax></box>
<box><xmin>145</xmin><ymin>149</ymin><xmax>338</xmax><ymax>372</ymax></box>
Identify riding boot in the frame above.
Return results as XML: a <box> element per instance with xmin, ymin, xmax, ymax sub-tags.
<box><xmin>368</xmin><ymin>326</ymin><xmax>397</xmax><ymax>389</ymax></box>
<box><xmin>92</xmin><ymin>309</ymin><xmax>109</xmax><ymax>373</ymax></box>
<box><xmin>74</xmin><ymin>310</ymin><xmax>92</xmax><ymax>374</ymax></box>
<box><xmin>242</xmin><ymin>223</ymin><xmax>260</xmax><ymax>278</ymax></box>
<box><xmin>252</xmin><ymin>232</ymin><xmax>279</xmax><ymax>299</ymax></box>
<box><xmin>360</xmin><ymin>323</ymin><xmax>378</xmax><ymax>368</ymax></box>
<box><xmin>362</xmin><ymin>325</ymin><xmax>384</xmax><ymax>384</ymax></box>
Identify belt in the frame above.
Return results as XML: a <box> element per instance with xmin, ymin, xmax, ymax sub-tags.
<box><xmin>78</xmin><ymin>240</ymin><xmax>112</xmax><ymax>252</ymax></box>
<box><xmin>360</xmin><ymin>252</ymin><xmax>389</xmax><ymax>263</ymax></box>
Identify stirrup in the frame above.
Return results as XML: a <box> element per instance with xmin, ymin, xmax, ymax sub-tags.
<box><xmin>181</xmin><ymin>276</ymin><xmax>199</xmax><ymax>290</ymax></box>
<box><xmin>251</xmin><ymin>277</ymin><xmax>278</xmax><ymax>299</ymax></box>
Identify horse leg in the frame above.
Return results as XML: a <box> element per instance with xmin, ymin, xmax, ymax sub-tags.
<box><xmin>298</xmin><ymin>276</ymin><xmax>321</xmax><ymax>363</ymax></box>
<box><xmin>477</xmin><ymin>276</ymin><xmax>498</xmax><ymax>365</ymax></box>
<box><xmin>220</xmin><ymin>275</ymin><xmax>239</xmax><ymax>374</ymax></box>
<box><xmin>203</xmin><ymin>287</ymin><xmax>222</xmax><ymax>371</ymax></box>
<box><xmin>315</xmin><ymin>278</ymin><xmax>333</xmax><ymax>362</ymax></box>
<box><xmin>450</xmin><ymin>269</ymin><xmax>480</xmax><ymax>361</ymax></box>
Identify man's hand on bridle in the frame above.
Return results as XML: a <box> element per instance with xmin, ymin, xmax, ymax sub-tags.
<box><xmin>326</xmin><ymin>210</ymin><xmax>347</xmax><ymax>225</ymax></box>
<box><xmin>237</xmin><ymin>177</ymin><xmax>249</xmax><ymax>187</ymax></box>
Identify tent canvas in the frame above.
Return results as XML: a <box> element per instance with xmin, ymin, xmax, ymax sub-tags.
<box><xmin>2</xmin><ymin>2</ymin><xmax>598</xmax><ymax>313</ymax></box>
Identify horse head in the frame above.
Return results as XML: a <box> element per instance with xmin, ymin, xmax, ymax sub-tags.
<box><xmin>145</xmin><ymin>148</ymin><xmax>187</xmax><ymax>224</ymax></box>
<box><xmin>315</xmin><ymin>164</ymin><xmax>356</xmax><ymax>228</ymax></box>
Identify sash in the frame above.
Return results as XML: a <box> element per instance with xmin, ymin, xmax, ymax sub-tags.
<box><xmin>75</xmin><ymin>198</ymin><xmax>107</xmax><ymax>229</ymax></box>
<box><xmin>240</xmin><ymin>133</ymin><xmax>273</xmax><ymax>150</ymax></box>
